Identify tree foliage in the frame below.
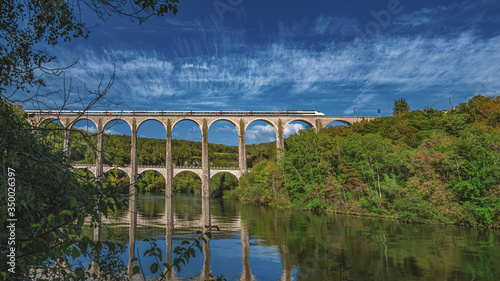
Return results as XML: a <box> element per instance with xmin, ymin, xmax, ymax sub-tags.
<box><xmin>393</xmin><ymin>98</ymin><xmax>410</xmax><ymax>116</ymax></box>
<box><xmin>235</xmin><ymin>95</ymin><xmax>500</xmax><ymax>228</ymax></box>
<box><xmin>0</xmin><ymin>99</ymin><xmax>129</xmax><ymax>279</ymax></box>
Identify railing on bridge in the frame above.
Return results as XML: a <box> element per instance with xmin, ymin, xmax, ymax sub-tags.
<box><xmin>72</xmin><ymin>163</ymin><xmax>239</xmax><ymax>170</ymax></box>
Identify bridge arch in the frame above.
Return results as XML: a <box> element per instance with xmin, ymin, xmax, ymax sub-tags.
<box><xmin>326</xmin><ymin>120</ymin><xmax>351</xmax><ymax>127</ymax></box>
<box><xmin>173</xmin><ymin>170</ymin><xmax>202</xmax><ymax>194</ymax></box>
<box><xmin>210</xmin><ymin>170</ymin><xmax>240</xmax><ymax>180</ymax></box>
<box><xmin>137</xmin><ymin>170</ymin><xmax>166</xmax><ymax>193</ymax></box>
<box><xmin>284</xmin><ymin>119</ymin><xmax>316</xmax><ymax>131</ymax></box>
<box><xmin>172</xmin><ymin>120</ymin><xmax>202</xmax><ymax>167</ymax></box>
<box><xmin>244</xmin><ymin>118</ymin><xmax>278</xmax><ymax>135</ymax></box>
<box><xmin>208</xmin><ymin>120</ymin><xmax>239</xmax><ymax>169</ymax></box>
<box><xmin>283</xmin><ymin>120</ymin><xmax>313</xmax><ymax>139</ymax></box>
<box><xmin>103</xmin><ymin>166</ymin><xmax>131</xmax><ymax>179</ymax></box>
<box><xmin>70</xmin><ymin>118</ymin><xmax>98</xmax><ymax>130</ymax></box>
<box><xmin>37</xmin><ymin>118</ymin><xmax>65</xmax><ymax>151</ymax></box>
<box><xmin>207</xmin><ymin>118</ymin><xmax>240</xmax><ymax>134</ymax></box>
<box><xmin>38</xmin><ymin>117</ymin><xmax>64</xmax><ymax>128</ymax></box>
<box><xmin>137</xmin><ymin>118</ymin><xmax>166</xmax><ymax>131</ymax></box>
<box><xmin>324</xmin><ymin>119</ymin><xmax>353</xmax><ymax>127</ymax></box>
<box><xmin>210</xmin><ymin>172</ymin><xmax>239</xmax><ymax>197</ymax></box>
<box><xmin>103</xmin><ymin>168</ymin><xmax>131</xmax><ymax>194</ymax></box>
<box><xmin>138</xmin><ymin>167</ymin><xmax>166</xmax><ymax>179</ymax></box>
<box><xmin>137</xmin><ymin>120</ymin><xmax>167</xmax><ymax>166</ymax></box>
<box><xmin>69</xmin><ymin>119</ymin><xmax>98</xmax><ymax>163</ymax></box>
<box><xmin>172</xmin><ymin>118</ymin><xmax>202</xmax><ymax>132</ymax></box>
<box><xmin>35</xmin><ymin>116</ymin><xmax>65</xmax><ymax>128</ymax></box>
<box><xmin>245</xmin><ymin>119</ymin><xmax>279</xmax><ymax>145</ymax></box>
<box><xmin>103</xmin><ymin>118</ymin><xmax>133</xmax><ymax>133</ymax></box>
<box><xmin>174</xmin><ymin>168</ymin><xmax>202</xmax><ymax>179</ymax></box>
<box><xmin>102</xmin><ymin>120</ymin><xmax>131</xmax><ymax>166</ymax></box>
<box><xmin>73</xmin><ymin>167</ymin><xmax>96</xmax><ymax>180</ymax></box>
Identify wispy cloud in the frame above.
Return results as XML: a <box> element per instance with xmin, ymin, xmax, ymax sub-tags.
<box><xmin>213</xmin><ymin>125</ymin><xmax>237</xmax><ymax>133</ymax></box>
<box><xmin>27</xmin><ymin>3</ymin><xmax>500</xmax><ymax>115</ymax></box>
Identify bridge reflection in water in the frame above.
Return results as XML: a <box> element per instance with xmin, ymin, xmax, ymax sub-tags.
<box><xmin>91</xmin><ymin>195</ymin><xmax>293</xmax><ymax>280</ymax></box>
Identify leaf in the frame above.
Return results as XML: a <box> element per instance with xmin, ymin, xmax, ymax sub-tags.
<box><xmin>181</xmin><ymin>240</ymin><xmax>190</xmax><ymax>245</ymax></box>
<box><xmin>71</xmin><ymin>247</ymin><xmax>79</xmax><ymax>259</ymax></box>
<box><xmin>195</xmin><ymin>243</ymin><xmax>202</xmax><ymax>252</ymax></box>
<box><xmin>60</xmin><ymin>209</ymin><xmax>73</xmax><ymax>216</ymax></box>
<box><xmin>76</xmin><ymin>215</ymin><xmax>84</xmax><ymax>228</ymax></box>
<box><xmin>150</xmin><ymin>263</ymin><xmax>158</xmax><ymax>274</ymax></box>
<box><xmin>133</xmin><ymin>266</ymin><xmax>140</xmax><ymax>274</ymax></box>
<box><xmin>21</xmin><ymin>240</ymin><xmax>30</xmax><ymax>248</ymax></box>
<box><xmin>69</xmin><ymin>196</ymin><xmax>77</xmax><ymax>208</ymax></box>
<box><xmin>79</xmin><ymin>242</ymin><xmax>88</xmax><ymax>256</ymax></box>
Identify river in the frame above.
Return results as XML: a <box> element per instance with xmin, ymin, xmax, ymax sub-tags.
<box><xmin>89</xmin><ymin>192</ymin><xmax>500</xmax><ymax>280</ymax></box>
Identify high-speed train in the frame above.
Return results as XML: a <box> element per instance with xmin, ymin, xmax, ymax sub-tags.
<box><xmin>24</xmin><ymin>110</ymin><xmax>326</xmax><ymax>116</ymax></box>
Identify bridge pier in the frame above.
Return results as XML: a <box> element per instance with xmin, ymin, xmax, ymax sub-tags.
<box><xmin>96</xmin><ymin>119</ymin><xmax>104</xmax><ymax>181</ymax></box>
<box><xmin>63</xmin><ymin>128</ymin><xmax>71</xmax><ymax>162</ymax></box>
<box><xmin>129</xmin><ymin>119</ymin><xmax>138</xmax><ymax>275</ymax></box>
<box><xmin>165</xmin><ymin>120</ymin><xmax>173</xmax><ymax>197</ymax></box>
<box><xmin>201</xmin><ymin>119</ymin><xmax>210</xmax><ymax>198</ymax></box>
<box><xmin>238</xmin><ymin>119</ymin><xmax>247</xmax><ymax>176</ymax></box>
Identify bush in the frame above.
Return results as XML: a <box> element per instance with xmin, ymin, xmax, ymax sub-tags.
<box><xmin>393</xmin><ymin>196</ymin><xmax>443</xmax><ymax>224</ymax></box>
<box><xmin>223</xmin><ymin>188</ymin><xmax>242</xmax><ymax>200</ymax></box>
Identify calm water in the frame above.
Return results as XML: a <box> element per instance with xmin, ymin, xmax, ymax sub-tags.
<box><xmin>92</xmin><ymin>193</ymin><xmax>500</xmax><ymax>280</ymax></box>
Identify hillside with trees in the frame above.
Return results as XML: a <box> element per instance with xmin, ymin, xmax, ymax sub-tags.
<box><xmin>227</xmin><ymin>95</ymin><xmax>500</xmax><ymax>228</ymax></box>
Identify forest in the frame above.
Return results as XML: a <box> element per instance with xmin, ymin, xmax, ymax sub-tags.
<box><xmin>228</xmin><ymin>95</ymin><xmax>500</xmax><ymax>228</ymax></box>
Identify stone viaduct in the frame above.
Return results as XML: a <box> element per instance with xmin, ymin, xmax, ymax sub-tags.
<box><xmin>26</xmin><ymin>110</ymin><xmax>375</xmax><ymax>198</ymax></box>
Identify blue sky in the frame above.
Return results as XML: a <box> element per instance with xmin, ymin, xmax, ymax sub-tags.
<box><xmin>26</xmin><ymin>0</ymin><xmax>500</xmax><ymax>145</ymax></box>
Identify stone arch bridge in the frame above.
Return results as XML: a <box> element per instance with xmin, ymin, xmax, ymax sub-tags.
<box><xmin>26</xmin><ymin>110</ymin><xmax>375</xmax><ymax>197</ymax></box>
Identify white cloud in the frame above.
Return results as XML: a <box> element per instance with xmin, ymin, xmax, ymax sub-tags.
<box><xmin>213</xmin><ymin>125</ymin><xmax>236</xmax><ymax>133</ymax></box>
<box><xmin>284</xmin><ymin>123</ymin><xmax>307</xmax><ymax>138</ymax></box>
<box><xmin>246</xmin><ymin>125</ymin><xmax>276</xmax><ymax>143</ymax></box>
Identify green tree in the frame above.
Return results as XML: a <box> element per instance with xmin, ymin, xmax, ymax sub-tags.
<box><xmin>393</xmin><ymin>98</ymin><xmax>410</xmax><ymax>116</ymax></box>
<box><xmin>0</xmin><ymin>99</ymin><xmax>129</xmax><ymax>279</ymax></box>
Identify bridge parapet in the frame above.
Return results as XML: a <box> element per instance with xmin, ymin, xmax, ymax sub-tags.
<box><xmin>72</xmin><ymin>164</ymin><xmax>243</xmax><ymax>180</ymax></box>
